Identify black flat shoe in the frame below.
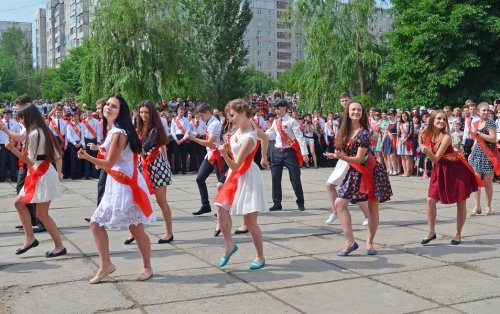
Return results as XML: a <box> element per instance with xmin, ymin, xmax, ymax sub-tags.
<box><xmin>15</xmin><ymin>225</ymin><xmax>24</xmax><ymax>229</ymax></box>
<box><xmin>33</xmin><ymin>225</ymin><xmax>46</xmax><ymax>233</ymax></box>
<box><xmin>158</xmin><ymin>235</ymin><xmax>174</xmax><ymax>244</ymax></box>
<box><xmin>269</xmin><ymin>205</ymin><xmax>282</xmax><ymax>211</ymax></box>
<box><xmin>46</xmin><ymin>247</ymin><xmax>67</xmax><ymax>258</ymax></box>
<box><xmin>450</xmin><ymin>239</ymin><xmax>461</xmax><ymax>245</ymax></box>
<box><xmin>234</xmin><ymin>228</ymin><xmax>249</xmax><ymax>235</ymax></box>
<box><xmin>124</xmin><ymin>237</ymin><xmax>135</xmax><ymax>245</ymax></box>
<box><xmin>214</xmin><ymin>229</ymin><xmax>221</xmax><ymax>237</ymax></box>
<box><xmin>192</xmin><ymin>207</ymin><xmax>211</xmax><ymax>216</ymax></box>
<box><xmin>84</xmin><ymin>218</ymin><xmax>90</xmax><ymax>222</ymax></box>
<box><xmin>421</xmin><ymin>234</ymin><xmax>437</xmax><ymax>245</ymax></box>
<box><xmin>298</xmin><ymin>205</ymin><xmax>306</xmax><ymax>211</ymax></box>
<box><xmin>15</xmin><ymin>239</ymin><xmax>39</xmax><ymax>255</ymax></box>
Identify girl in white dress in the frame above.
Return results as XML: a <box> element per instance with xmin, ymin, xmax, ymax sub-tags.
<box><xmin>5</xmin><ymin>104</ymin><xmax>66</xmax><ymax>257</ymax></box>
<box><xmin>78</xmin><ymin>95</ymin><xmax>156</xmax><ymax>284</ymax></box>
<box><xmin>214</xmin><ymin>99</ymin><xmax>269</xmax><ymax>270</ymax></box>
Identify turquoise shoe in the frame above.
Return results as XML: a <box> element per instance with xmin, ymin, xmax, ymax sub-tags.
<box><xmin>218</xmin><ymin>245</ymin><xmax>238</xmax><ymax>267</ymax></box>
<box><xmin>249</xmin><ymin>259</ymin><xmax>265</xmax><ymax>270</ymax></box>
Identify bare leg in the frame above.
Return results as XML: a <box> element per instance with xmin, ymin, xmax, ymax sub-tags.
<box><xmin>358</xmin><ymin>201</ymin><xmax>369</xmax><ymax>219</ymax></box>
<box><xmin>400</xmin><ymin>155</ymin><xmax>407</xmax><ymax>175</ymax></box>
<box><xmin>243</xmin><ymin>212</ymin><xmax>264</xmax><ymax>262</ymax></box>
<box><xmin>155</xmin><ymin>186</ymin><xmax>173</xmax><ymax>239</ymax></box>
<box><xmin>483</xmin><ymin>173</ymin><xmax>494</xmax><ymax>209</ymax></box>
<box><xmin>390</xmin><ymin>154</ymin><xmax>398</xmax><ymax>173</ymax></box>
<box><xmin>90</xmin><ymin>222</ymin><xmax>113</xmax><ymax>275</ymax></box>
<box><xmin>325</xmin><ymin>182</ymin><xmax>338</xmax><ymax>215</ymax></box>
<box><xmin>129</xmin><ymin>224</ymin><xmax>152</xmax><ymax>274</ymax></box>
<box><xmin>471</xmin><ymin>171</ymin><xmax>482</xmax><ymax>214</ymax></box>
<box><xmin>35</xmin><ymin>201</ymin><xmax>64</xmax><ymax>252</ymax></box>
<box><xmin>426</xmin><ymin>197</ymin><xmax>437</xmax><ymax>238</ymax></box>
<box><xmin>308</xmin><ymin>143</ymin><xmax>317</xmax><ymax>168</ymax></box>
<box><xmin>14</xmin><ymin>196</ymin><xmax>36</xmax><ymax>248</ymax></box>
<box><xmin>335</xmin><ymin>198</ymin><xmax>354</xmax><ymax>251</ymax></box>
<box><xmin>217</xmin><ymin>206</ymin><xmax>234</xmax><ymax>256</ymax></box>
<box><xmin>455</xmin><ymin>200</ymin><xmax>467</xmax><ymax>241</ymax></box>
<box><xmin>366</xmin><ymin>201</ymin><xmax>379</xmax><ymax>250</ymax></box>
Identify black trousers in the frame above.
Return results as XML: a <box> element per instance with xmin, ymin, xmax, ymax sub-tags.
<box><xmin>16</xmin><ymin>166</ymin><xmax>38</xmax><ymax>226</ymax></box>
<box><xmin>196</xmin><ymin>158</ymin><xmax>226</xmax><ymax>208</ymax></box>
<box><xmin>270</xmin><ymin>147</ymin><xmax>304</xmax><ymax>207</ymax></box>
<box><xmin>68</xmin><ymin>143</ymin><xmax>82</xmax><ymax>180</ymax></box>
<box><xmin>83</xmin><ymin>138</ymin><xmax>98</xmax><ymax>178</ymax></box>
<box><xmin>0</xmin><ymin>143</ymin><xmax>18</xmax><ymax>181</ymax></box>
<box><xmin>97</xmin><ymin>169</ymin><xmax>107</xmax><ymax>206</ymax></box>
<box><xmin>173</xmin><ymin>136</ymin><xmax>188</xmax><ymax>173</ymax></box>
<box><xmin>188</xmin><ymin>140</ymin><xmax>204</xmax><ymax>171</ymax></box>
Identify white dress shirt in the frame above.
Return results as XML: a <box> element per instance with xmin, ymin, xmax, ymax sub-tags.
<box><xmin>66</xmin><ymin>122</ymin><xmax>85</xmax><ymax>146</ymax></box>
<box><xmin>266</xmin><ymin>114</ymin><xmax>308</xmax><ymax>155</ymax></box>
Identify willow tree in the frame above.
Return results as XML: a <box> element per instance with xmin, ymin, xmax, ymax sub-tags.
<box><xmin>293</xmin><ymin>0</ymin><xmax>385</xmax><ymax>111</ymax></box>
<box><xmin>181</xmin><ymin>0</ymin><xmax>252</xmax><ymax>107</ymax></box>
<box><xmin>80</xmin><ymin>0</ymin><xmax>185</xmax><ymax>106</ymax></box>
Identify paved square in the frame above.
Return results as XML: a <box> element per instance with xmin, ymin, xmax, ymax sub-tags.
<box><xmin>1</xmin><ymin>169</ymin><xmax>500</xmax><ymax>313</ymax></box>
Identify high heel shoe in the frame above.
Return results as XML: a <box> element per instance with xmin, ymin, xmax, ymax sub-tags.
<box><xmin>218</xmin><ymin>245</ymin><xmax>238</xmax><ymax>267</ymax></box>
<box><xmin>337</xmin><ymin>242</ymin><xmax>359</xmax><ymax>256</ymax></box>
<box><xmin>89</xmin><ymin>264</ymin><xmax>116</xmax><ymax>284</ymax></box>
<box><xmin>15</xmin><ymin>239</ymin><xmax>39</xmax><ymax>255</ymax></box>
<box><xmin>420</xmin><ymin>233</ymin><xmax>437</xmax><ymax>245</ymax></box>
<box><xmin>124</xmin><ymin>237</ymin><xmax>135</xmax><ymax>245</ymax></box>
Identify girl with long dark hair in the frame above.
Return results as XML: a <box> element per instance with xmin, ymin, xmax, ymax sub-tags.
<box><xmin>5</xmin><ymin>104</ymin><xmax>66</xmax><ymax>257</ymax></box>
<box><xmin>78</xmin><ymin>95</ymin><xmax>155</xmax><ymax>283</ymax></box>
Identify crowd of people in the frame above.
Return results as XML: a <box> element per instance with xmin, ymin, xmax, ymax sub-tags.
<box><xmin>0</xmin><ymin>92</ymin><xmax>498</xmax><ymax>284</ymax></box>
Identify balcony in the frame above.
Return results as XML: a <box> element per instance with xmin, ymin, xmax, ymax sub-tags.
<box><xmin>277</xmin><ymin>1</ymin><xmax>289</xmax><ymax>10</ymax></box>
<box><xmin>277</xmin><ymin>31</ymin><xmax>291</xmax><ymax>40</ymax></box>
<box><xmin>277</xmin><ymin>51</ymin><xmax>292</xmax><ymax>60</ymax></box>
<box><xmin>277</xmin><ymin>22</ymin><xmax>291</xmax><ymax>29</ymax></box>
<box><xmin>277</xmin><ymin>42</ymin><xmax>291</xmax><ymax>50</ymax></box>
<box><xmin>277</xmin><ymin>62</ymin><xmax>291</xmax><ymax>70</ymax></box>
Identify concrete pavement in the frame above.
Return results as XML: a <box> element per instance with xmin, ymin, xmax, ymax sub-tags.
<box><xmin>1</xmin><ymin>168</ymin><xmax>500</xmax><ymax>314</ymax></box>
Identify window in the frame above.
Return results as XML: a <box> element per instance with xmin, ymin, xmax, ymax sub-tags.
<box><xmin>257</xmin><ymin>30</ymin><xmax>262</xmax><ymax>36</ymax></box>
<box><xmin>257</xmin><ymin>40</ymin><xmax>262</xmax><ymax>47</ymax></box>
<box><xmin>268</xmin><ymin>72</ymin><xmax>272</xmax><ymax>77</ymax></box>
<box><xmin>268</xmin><ymin>20</ymin><xmax>272</xmax><ymax>27</ymax></box>
<box><xmin>257</xmin><ymin>51</ymin><xmax>262</xmax><ymax>57</ymax></box>
<box><xmin>268</xmin><ymin>51</ymin><xmax>272</xmax><ymax>57</ymax></box>
<box><xmin>268</xmin><ymin>30</ymin><xmax>272</xmax><ymax>36</ymax></box>
<box><xmin>257</xmin><ymin>61</ymin><xmax>262</xmax><ymax>67</ymax></box>
<box><xmin>268</xmin><ymin>41</ymin><xmax>272</xmax><ymax>48</ymax></box>
<box><xmin>268</xmin><ymin>63</ymin><xmax>271</xmax><ymax>68</ymax></box>
<box><xmin>257</xmin><ymin>9</ymin><xmax>261</xmax><ymax>15</ymax></box>
<box><xmin>257</xmin><ymin>20</ymin><xmax>262</xmax><ymax>27</ymax></box>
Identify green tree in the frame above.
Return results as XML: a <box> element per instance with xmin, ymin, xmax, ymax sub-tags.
<box><xmin>293</xmin><ymin>0</ymin><xmax>385</xmax><ymax>112</ymax></box>
<box><xmin>182</xmin><ymin>0</ymin><xmax>252</xmax><ymax>107</ymax></box>
<box><xmin>241</xmin><ymin>66</ymin><xmax>275</xmax><ymax>95</ymax></box>
<box><xmin>277</xmin><ymin>60</ymin><xmax>306</xmax><ymax>94</ymax></box>
<box><xmin>80</xmin><ymin>0</ymin><xmax>185</xmax><ymax>105</ymax></box>
<box><xmin>380</xmin><ymin>0</ymin><xmax>500</xmax><ymax>107</ymax></box>
<box><xmin>0</xmin><ymin>28</ymin><xmax>32</xmax><ymax>95</ymax></box>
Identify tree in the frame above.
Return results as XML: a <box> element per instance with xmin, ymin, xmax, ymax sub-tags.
<box><xmin>277</xmin><ymin>60</ymin><xmax>306</xmax><ymax>94</ymax></box>
<box><xmin>241</xmin><ymin>66</ymin><xmax>275</xmax><ymax>95</ymax></box>
<box><xmin>380</xmin><ymin>0</ymin><xmax>500</xmax><ymax>107</ymax></box>
<box><xmin>80</xmin><ymin>0</ymin><xmax>185</xmax><ymax>105</ymax></box>
<box><xmin>293</xmin><ymin>0</ymin><xmax>385</xmax><ymax>112</ymax></box>
<box><xmin>182</xmin><ymin>0</ymin><xmax>252</xmax><ymax>107</ymax></box>
<box><xmin>0</xmin><ymin>28</ymin><xmax>32</xmax><ymax>96</ymax></box>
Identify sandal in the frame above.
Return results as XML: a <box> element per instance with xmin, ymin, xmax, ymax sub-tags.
<box><xmin>469</xmin><ymin>207</ymin><xmax>482</xmax><ymax>216</ymax></box>
<box><xmin>485</xmin><ymin>207</ymin><xmax>494</xmax><ymax>215</ymax></box>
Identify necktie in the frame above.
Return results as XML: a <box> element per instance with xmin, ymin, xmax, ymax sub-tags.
<box><xmin>6</xmin><ymin>121</ymin><xmax>10</xmax><ymax>130</ymax></box>
<box><xmin>57</xmin><ymin>119</ymin><xmax>60</xmax><ymax>130</ymax></box>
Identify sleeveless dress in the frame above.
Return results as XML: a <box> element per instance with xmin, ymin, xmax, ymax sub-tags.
<box><xmin>138</xmin><ymin>128</ymin><xmax>172</xmax><ymax>187</ymax></box>
<box><xmin>382</xmin><ymin>121</ymin><xmax>397</xmax><ymax>154</ymax></box>
<box><xmin>375</xmin><ymin>119</ymin><xmax>389</xmax><ymax>152</ymax></box>
<box><xmin>91</xmin><ymin>127</ymin><xmax>156</xmax><ymax>229</ymax></box>
<box><xmin>214</xmin><ymin>130</ymin><xmax>269</xmax><ymax>215</ymax></box>
<box><xmin>19</xmin><ymin>129</ymin><xmax>62</xmax><ymax>203</ymax></box>
<box><xmin>429</xmin><ymin>143</ymin><xmax>479</xmax><ymax>204</ymax></box>
<box><xmin>337</xmin><ymin>128</ymin><xmax>393</xmax><ymax>203</ymax></box>
<box><xmin>397</xmin><ymin>123</ymin><xmax>413</xmax><ymax>156</ymax></box>
<box><xmin>468</xmin><ymin>120</ymin><xmax>497</xmax><ymax>174</ymax></box>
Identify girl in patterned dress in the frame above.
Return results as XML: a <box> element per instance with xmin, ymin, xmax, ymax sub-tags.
<box><xmin>397</xmin><ymin>112</ymin><xmax>414</xmax><ymax>176</ymax></box>
<box><xmin>332</xmin><ymin>102</ymin><xmax>392</xmax><ymax>256</ymax></box>
<box><xmin>133</xmin><ymin>100</ymin><xmax>173</xmax><ymax>244</ymax></box>
<box><xmin>468</xmin><ymin>102</ymin><xmax>498</xmax><ymax>216</ymax></box>
<box><xmin>78</xmin><ymin>95</ymin><xmax>155</xmax><ymax>283</ymax></box>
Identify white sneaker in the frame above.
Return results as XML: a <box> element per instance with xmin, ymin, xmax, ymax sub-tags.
<box><xmin>325</xmin><ymin>214</ymin><xmax>337</xmax><ymax>225</ymax></box>
<box><xmin>362</xmin><ymin>218</ymin><xmax>369</xmax><ymax>226</ymax></box>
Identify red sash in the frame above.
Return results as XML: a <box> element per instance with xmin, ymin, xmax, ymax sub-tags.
<box><xmin>252</xmin><ymin>117</ymin><xmax>262</xmax><ymax>129</ymax></box>
<box><xmin>423</xmin><ymin>134</ymin><xmax>485</xmax><ymax>187</ymax></box>
<box><xmin>348</xmin><ymin>154</ymin><xmax>378</xmax><ymax>203</ymax></box>
<box><xmin>276</xmin><ymin>118</ymin><xmax>304</xmax><ymax>167</ymax></box>
<box><xmin>471</xmin><ymin>121</ymin><xmax>500</xmax><ymax>175</ymax></box>
<box><xmin>141</xmin><ymin>146</ymin><xmax>161</xmax><ymax>194</ymax></box>
<box><xmin>174</xmin><ymin>117</ymin><xmax>186</xmax><ymax>134</ymax></box>
<box><xmin>327</xmin><ymin>121</ymin><xmax>335</xmax><ymax>135</ymax></box>
<box><xmin>191</xmin><ymin>119</ymin><xmax>198</xmax><ymax>129</ymax></box>
<box><xmin>69</xmin><ymin>122</ymin><xmax>81</xmax><ymax>139</ymax></box>
<box><xmin>214</xmin><ymin>137</ymin><xmax>259</xmax><ymax>206</ymax></box>
<box><xmin>18</xmin><ymin>147</ymin><xmax>25</xmax><ymax>168</ymax></box>
<box><xmin>50</xmin><ymin>119</ymin><xmax>65</xmax><ymax>147</ymax></box>
<box><xmin>205</xmin><ymin>134</ymin><xmax>223</xmax><ymax>172</ymax></box>
<box><xmin>83</xmin><ymin>119</ymin><xmax>97</xmax><ymax>139</ymax></box>
<box><xmin>98</xmin><ymin>151</ymin><xmax>153</xmax><ymax>217</ymax></box>
<box><xmin>22</xmin><ymin>160</ymin><xmax>51</xmax><ymax>204</ymax></box>
<box><xmin>400</xmin><ymin>123</ymin><xmax>413</xmax><ymax>152</ymax></box>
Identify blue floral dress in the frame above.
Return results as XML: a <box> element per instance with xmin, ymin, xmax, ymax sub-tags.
<box><xmin>337</xmin><ymin>128</ymin><xmax>393</xmax><ymax>203</ymax></box>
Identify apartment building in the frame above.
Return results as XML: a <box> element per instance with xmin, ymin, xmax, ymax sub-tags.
<box><xmin>65</xmin><ymin>0</ymin><xmax>90</xmax><ymax>50</ymax></box>
<box><xmin>35</xmin><ymin>9</ymin><xmax>47</xmax><ymax>69</ymax></box>
<box><xmin>0</xmin><ymin>21</ymin><xmax>32</xmax><ymax>55</ymax></box>
<box><xmin>244</xmin><ymin>0</ymin><xmax>304</xmax><ymax>79</ymax></box>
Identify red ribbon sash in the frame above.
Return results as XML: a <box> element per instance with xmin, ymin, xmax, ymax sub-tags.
<box><xmin>214</xmin><ymin>138</ymin><xmax>259</xmax><ymax>206</ymax></box>
<box><xmin>276</xmin><ymin>118</ymin><xmax>304</xmax><ymax>167</ymax></box>
<box><xmin>141</xmin><ymin>147</ymin><xmax>161</xmax><ymax>194</ymax></box>
<box><xmin>50</xmin><ymin>119</ymin><xmax>65</xmax><ymax>147</ymax></box>
<box><xmin>348</xmin><ymin>154</ymin><xmax>378</xmax><ymax>203</ymax></box>
<box><xmin>69</xmin><ymin>122</ymin><xmax>81</xmax><ymax>139</ymax></box>
<box><xmin>22</xmin><ymin>160</ymin><xmax>50</xmax><ymax>204</ymax></box>
<box><xmin>205</xmin><ymin>134</ymin><xmax>223</xmax><ymax>173</ymax></box>
<box><xmin>98</xmin><ymin>151</ymin><xmax>153</xmax><ymax>217</ymax></box>
<box><xmin>471</xmin><ymin>121</ymin><xmax>500</xmax><ymax>175</ymax></box>
<box><xmin>252</xmin><ymin>117</ymin><xmax>262</xmax><ymax>129</ymax></box>
<box><xmin>83</xmin><ymin>120</ymin><xmax>97</xmax><ymax>139</ymax></box>
<box><xmin>191</xmin><ymin>119</ymin><xmax>199</xmax><ymax>129</ymax></box>
<box><xmin>174</xmin><ymin>117</ymin><xmax>186</xmax><ymax>134</ymax></box>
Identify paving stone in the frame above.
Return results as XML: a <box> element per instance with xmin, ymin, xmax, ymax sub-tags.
<box><xmin>452</xmin><ymin>297</ymin><xmax>500</xmax><ymax>313</ymax></box>
<box><xmin>402</xmin><ymin>241</ymin><xmax>500</xmax><ymax>263</ymax></box>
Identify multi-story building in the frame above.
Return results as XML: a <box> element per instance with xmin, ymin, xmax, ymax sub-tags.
<box><xmin>65</xmin><ymin>0</ymin><xmax>90</xmax><ymax>50</ymax></box>
<box><xmin>0</xmin><ymin>21</ymin><xmax>32</xmax><ymax>55</ymax></box>
<box><xmin>35</xmin><ymin>9</ymin><xmax>47</xmax><ymax>69</ymax></box>
<box><xmin>244</xmin><ymin>0</ymin><xmax>304</xmax><ymax>79</ymax></box>
<box><xmin>45</xmin><ymin>0</ymin><xmax>65</xmax><ymax>68</ymax></box>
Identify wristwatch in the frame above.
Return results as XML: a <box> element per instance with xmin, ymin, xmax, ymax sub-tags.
<box><xmin>476</xmin><ymin>130</ymin><xmax>480</xmax><ymax>135</ymax></box>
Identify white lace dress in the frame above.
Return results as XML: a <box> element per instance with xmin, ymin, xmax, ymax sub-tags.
<box><xmin>215</xmin><ymin>130</ymin><xmax>269</xmax><ymax>215</ymax></box>
<box><xmin>91</xmin><ymin>127</ymin><xmax>156</xmax><ymax>229</ymax></box>
<box><xmin>19</xmin><ymin>128</ymin><xmax>62</xmax><ymax>203</ymax></box>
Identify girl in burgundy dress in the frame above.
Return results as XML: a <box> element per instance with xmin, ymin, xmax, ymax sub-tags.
<box><xmin>332</xmin><ymin>102</ymin><xmax>392</xmax><ymax>256</ymax></box>
<box><xmin>420</xmin><ymin>111</ymin><xmax>484</xmax><ymax>246</ymax></box>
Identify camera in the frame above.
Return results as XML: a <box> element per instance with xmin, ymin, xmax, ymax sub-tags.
<box><xmin>495</xmin><ymin>99</ymin><xmax>500</xmax><ymax>105</ymax></box>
